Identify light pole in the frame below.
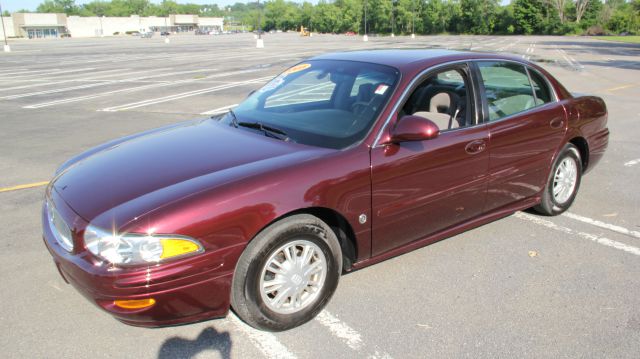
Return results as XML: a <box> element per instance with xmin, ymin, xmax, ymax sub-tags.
<box><xmin>390</xmin><ymin>0</ymin><xmax>395</xmax><ymax>37</ymax></box>
<box><xmin>99</xmin><ymin>15</ymin><xmax>104</xmax><ymax>37</ymax></box>
<box><xmin>0</xmin><ymin>1</ymin><xmax>10</xmax><ymax>52</ymax></box>
<box><xmin>411</xmin><ymin>0</ymin><xmax>415</xmax><ymax>38</ymax></box>
<box><xmin>256</xmin><ymin>0</ymin><xmax>264</xmax><ymax>48</ymax></box>
<box><xmin>363</xmin><ymin>0</ymin><xmax>368</xmax><ymax>42</ymax></box>
<box><xmin>164</xmin><ymin>14</ymin><xmax>170</xmax><ymax>43</ymax></box>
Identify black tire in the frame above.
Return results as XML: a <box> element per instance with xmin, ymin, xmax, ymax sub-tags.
<box><xmin>231</xmin><ymin>214</ymin><xmax>342</xmax><ymax>331</ymax></box>
<box><xmin>534</xmin><ymin>143</ymin><xmax>582</xmax><ymax>216</ymax></box>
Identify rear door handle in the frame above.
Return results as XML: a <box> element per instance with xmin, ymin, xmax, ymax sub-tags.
<box><xmin>465</xmin><ymin>140</ymin><xmax>487</xmax><ymax>155</ymax></box>
<box><xmin>550</xmin><ymin>118</ymin><xmax>564</xmax><ymax>129</ymax></box>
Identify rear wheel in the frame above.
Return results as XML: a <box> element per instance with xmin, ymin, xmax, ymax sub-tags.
<box><xmin>534</xmin><ymin>143</ymin><xmax>582</xmax><ymax>216</ymax></box>
<box><xmin>231</xmin><ymin>214</ymin><xmax>342</xmax><ymax>331</ymax></box>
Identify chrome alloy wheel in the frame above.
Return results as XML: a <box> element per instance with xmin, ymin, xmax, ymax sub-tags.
<box><xmin>259</xmin><ymin>240</ymin><xmax>327</xmax><ymax>314</ymax></box>
<box><xmin>553</xmin><ymin>156</ymin><xmax>578</xmax><ymax>204</ymax></box>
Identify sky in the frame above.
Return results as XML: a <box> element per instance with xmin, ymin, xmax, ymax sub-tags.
<box><xmin>3</xmin><ymin>0</ymin><xmax>254</xmax><ymax>13</ymax></box>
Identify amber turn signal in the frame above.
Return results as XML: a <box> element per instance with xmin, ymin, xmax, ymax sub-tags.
<box><xmin>114</xmin><ymin>298</ymin><xmax>156</xmax><ymax>309</ymax></box>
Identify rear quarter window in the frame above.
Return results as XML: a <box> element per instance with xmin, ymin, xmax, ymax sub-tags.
<box><xmin>478</xmin><ymin>62</ymin><xmax>536</xmax><ymax>121</ymax></box>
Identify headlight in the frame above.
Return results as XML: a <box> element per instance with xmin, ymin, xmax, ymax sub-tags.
<box><xmin>83</xmin><ymin>225</ymin><xmax>203</xmax><ymax>266</ymax></box>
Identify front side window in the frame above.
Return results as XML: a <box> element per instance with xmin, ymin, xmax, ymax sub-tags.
<box><xmin>223</xmin><ymin>60</ymin><xmax>399</xmax><ymax>149</ymax></box>
<box><xmin>401</xmin><ymin>67</ymin><xmax>473</xmax><ymax>131</ymax></box>
<box><xmin>478</xmin><ymin>62</ymin><xmax>536</xmax><ymax>121</ymax></box>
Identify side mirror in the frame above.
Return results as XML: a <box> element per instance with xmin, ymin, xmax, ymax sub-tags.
<box><xmin>389</xmin><ymin>115</ymin><xmax>440</xmax><ymax>143</ymax></box>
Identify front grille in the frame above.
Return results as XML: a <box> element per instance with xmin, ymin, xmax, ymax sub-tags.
<box><xmin>47</xmin><ymin>200</ymin><xmax>74</xmax><ymax>252</ymax></box>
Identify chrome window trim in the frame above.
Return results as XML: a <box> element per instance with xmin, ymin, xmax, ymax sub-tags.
<box><xmin>373</xmin><ymin>59</ymin><xmax>476</xmax><ymax>147</ymax></box>
<box><xmin>526</xmin><ymin>66</ymin><xmax>558</xmax><ymax>103</ymax></box>
<box><xmin>475</xmin><ymin>61</ymin><xmax>560</xmax><ymax>125</ymax></box>
<box><xmin>372</xmin><ymin>58</ymin><xmax>561</xmax><ymax>147</ymax></box>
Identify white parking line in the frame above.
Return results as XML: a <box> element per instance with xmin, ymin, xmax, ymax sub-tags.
<box><xmin>0</xmin><ymin>69</ymin><xmax>157</xmax><ymax>92</ymax></box>
<box><xmin>563</xmin><ymin>212</ymin><xmax>640</xmax><ymax>239</ymax></box>
<box><xmin>315</xmin><ymin>310</ymin><xmax>363</xmax><ymax>350</ymax></box>
<box><xmin>99</xmin><ymin>76</ymin><xmax>272</xmax><ymax>112</ymax></box>
<box><xmin>228</xmin><ymin>313</ymin><xmax>297</xmax><ymax>359</ymax></box>
<box><xmin>515</xmin><ymin>212</ymin><xmax>640</xmax><ymax>256</ymax></box>
<box><xmin>624</xmin><ymin>158</ymin><xmax>640</xmax><ymax>167</ymax></box>
<box><xmin>0</xmin><ymin>69</ymin><xmax>59</xmax><ymax>76</ymax></box>
<box><xmin>201</xmin><ymin>103</ymin><xmax>238</xmax><ymax>115</ymax></box>
<box><xmin>316</xmin><ymin>310</ymin><xmax>393</xmax><ymax>358</ymax></box>
<box><xmin>5</xmin><ymin>68</ymin><xmax>215</xmax><ymax>100</ymax></box>
<box><xmin>4</xmin><ymin>67</ymin><xmax>97</xmax><ymax>79</ymax></box>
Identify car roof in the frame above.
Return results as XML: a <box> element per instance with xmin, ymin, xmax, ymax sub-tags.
<box><xmin>310</xmin><ymin>49</ymin><xmax>523</xmax><ymax>72</ymax></box>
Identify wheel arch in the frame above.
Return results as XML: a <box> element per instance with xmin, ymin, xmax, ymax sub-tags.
<box><xmin>568</xmin><ymin>136</ymin><xmax>589</xmax><ymax>173</ymax></box>
<box><xmin>241</xmin><ymin>206</ymin><xmax>359</xmax><ymax>273</ymax></box>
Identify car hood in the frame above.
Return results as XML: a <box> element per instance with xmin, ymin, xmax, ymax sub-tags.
<box><xmin>53</xmin><ymin>119</ymin><xmax>329</xmax><ymax>222</ymax></box>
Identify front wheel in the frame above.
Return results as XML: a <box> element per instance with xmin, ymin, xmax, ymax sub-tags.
<box><xmin>231</xmin><ymin>214</ymin><xmax>342</xmax><ymax>331</ymax></box>
<box><xmin>534</xmin><ymin>143</ymin><xmax>582</xmax><ymax>216</ymax></box>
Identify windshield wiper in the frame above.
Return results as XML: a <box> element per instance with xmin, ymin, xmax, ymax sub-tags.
<box><xmin>237</xmin><ymin>121</ymin><xmax>292</xmax><ymax>142</ymax></box>
<box><xmin>228</xmin><ymin>109</ymin><xmax>239</xmax><ymax>127</ymax></box>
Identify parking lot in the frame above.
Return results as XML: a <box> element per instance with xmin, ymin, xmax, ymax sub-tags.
<box><xmin>1</xmin><ymin>32</ymin><xmax>639</xmax><ymax>358</ymax></box>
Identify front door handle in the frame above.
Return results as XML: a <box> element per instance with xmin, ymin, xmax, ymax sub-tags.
<box><xmin>550</xmin><ymin>118</ymin><xmax>564</xmax><ymax>129</ymax></box>
<box><xmin>465</xmin><ymin>140</ymin><xmax>487</xmax><ymax>155</ymax></box>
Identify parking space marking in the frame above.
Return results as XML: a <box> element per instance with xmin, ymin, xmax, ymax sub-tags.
<box><xmin>515</xmin><ymin>212</ymin><xmax>640</xmax><ymax>256</ymax></box>
<box><xmin>0</xmin><ymin>69</ymin><xmax>60</xmax><ymax>77</ymax></box>
<box><xmin>564</xmin><ymin>212</ymin><xmax>640</xmax><ymax>239</ymax></box>
<box><xmin>315</xmin><ymin>310</ymin><xmax>363</xmax><ymax>350</ymax></box>
<box><xmin>604</xmin><ymin>84</ymin><xmax>636</xmax><ymax>92</ymax></box>
<box><xmin>0</xmin><ymin>181</ymin><xmax>49</xmax><ymax>193</ymax></box>
<box><xmin>201</xmin><ymin>103</ymin><xmax>238</xmax><ymax>115</ymax></box>
<box><xmin>316</xmin><ymin>310</ymin><xmax>393</xmax><ymax>358</ymax></box>
<box><xmin>228</xmin><ymin>313</ymin><xmax>297</xmax><ymax>359</ymax></box>
<box><xmin>4</xmin><ymin>67</ymin><xmax>97</xmax><ymax>79</ymax></box>
<box><xmin>624</xmin><ymin>158</ymin><xmax>640</xmax><ymax>167</ymax></box>
<box><xmin>5</xmin><ymin>68</ymin><xmax>215</xmax><ymax>100</ymax></box>
<box><xmin>0</xmin><ymin>68</ymin><xmax>165</xmax><ymax>92</ymax></box>
<box><xmin>100</xmin><ymin>76</ymin><xmax>273</xmax><ymax>112</ymax></box>
<box><xmin>20</xmin><ymin>69</ymin><xmax>266</xmax><ymax>109</ymax></box>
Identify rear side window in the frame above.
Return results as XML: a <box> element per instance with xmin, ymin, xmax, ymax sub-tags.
<box><xmin>527</xmin><ymin>68</ymin><xmax>553</xmax><ymax>105</ymax></box>
<box><xmin>478</xmin><ymin>62</ymin><xmax>536</xmax><ymax>121</ymax></box>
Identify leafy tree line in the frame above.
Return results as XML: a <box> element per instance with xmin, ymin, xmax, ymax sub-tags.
<box><xmin>14</xmin><ymin>0</ymin><xmax>640</xmax><ymax>35</ymax></box>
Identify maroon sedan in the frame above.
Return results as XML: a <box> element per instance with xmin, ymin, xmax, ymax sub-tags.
<box><xmin>43</xmin><ymin>50</ymin><xmax>609</xmax><ymax>331</ymax></box>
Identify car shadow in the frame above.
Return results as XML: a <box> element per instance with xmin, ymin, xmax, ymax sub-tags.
<box><xmin>157</xmin><ymin>327</ymin><xmax>232</xmax><ymax>359</ymax></box>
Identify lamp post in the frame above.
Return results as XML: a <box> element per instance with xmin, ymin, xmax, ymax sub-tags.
<box><xmin>164</xmin><ymin>15</ymin><xmax>170</xmax><ymax>43</ymax></box>
<box><xmin>0</xmin><ymin>1</ymin><xmax>10</xmax><ymax>52</ymax></box>
<box><xmin>390</xmin><ymin>0</ymin><xmax>395</xmax><ymax>37</ymax></box>
<box><xmin>256</xmin><ymin>0</ymin><xmax>264</xmax><ymax>48</ymax></box>
<box><xmin>99</xmin><ymin>15</ymin><xmax>104</xmax><ymax>37</ymax></box>
<box><xmin>363</xmin><ymin>0</ymin><xmax>368</xmax><ymax>42</ymax></box>
<box><xmin>411</xmin><ymin>0</ymin><xmax>415</xmax><ymax>39</ymax></box>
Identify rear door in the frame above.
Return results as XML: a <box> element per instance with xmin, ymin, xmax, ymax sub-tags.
<box><xmin>474</xmin><ymin>61</ymin><xmax>566</xmax><ymax>212</ymax></box>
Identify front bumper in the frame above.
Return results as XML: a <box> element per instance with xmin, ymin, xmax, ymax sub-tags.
<box><xmin>42</xmin><ymin>190</ymin><xmax>243</xmax><ymax>327</ymax></box>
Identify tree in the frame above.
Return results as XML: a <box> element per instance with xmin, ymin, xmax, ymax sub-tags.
<box><xmin>575</xmin><ymin>0</ymin><xmax>589</xmax><ymax>22</ymax></box>
<box><xmin>460</xmin><ymin>0</ymin><xmax>499</xmax><ymax>34</ymax></box>
<box><xmin>313</xmin><ymin>1</ymin><xmax>342</xmax><ymax>33</ymax></box>
<box><xmin>513</xmin><ymin>0</ymin><xmax>544</xmax><ymax>34</ymax></box>
<box><xmin>37</xmin><ymin>0</ymin><xmax>79</xmax><ymax>14</ymax></box>
<box><xmin>545</xmin><ymin>0</ymin><xmax>568</xmax><ymax>22</ymax></box>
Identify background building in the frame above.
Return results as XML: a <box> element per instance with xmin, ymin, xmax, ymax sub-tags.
<box><xmin>0</xmin><ymin>13</ymin><xmax>223</xmax><ymax>39</ymax></box>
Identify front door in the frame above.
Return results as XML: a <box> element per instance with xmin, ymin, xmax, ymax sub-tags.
<box><xmin>371</xmin><ymin>64</ymin><xmax>490</xmax><ymax>256</ymax></box>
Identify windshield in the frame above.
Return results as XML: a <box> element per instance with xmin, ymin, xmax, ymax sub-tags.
<box><xmin>221</xmin><ymin>60</ymin><xmax>399</xmax><ymax>149</ymax></box>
